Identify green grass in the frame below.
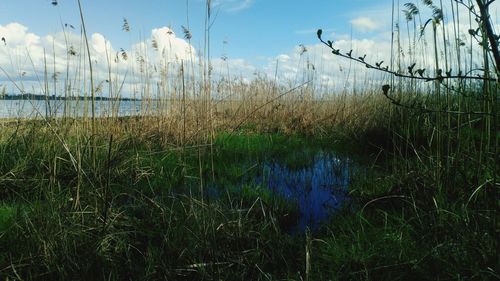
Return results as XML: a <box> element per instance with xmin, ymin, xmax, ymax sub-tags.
<box><xmin>1</xmin><ymin>97</ymin><xmax>498</xmax><ymax>280</ymax></box>
<box><xmin>0</xmin><ymin>126</ymin><xmax>316</xmax><ymax>280</ymax></box>
<box><xmin>312</xmin><ymin>195</ymin><xmax>497</xmax><ymax>280</ymax></box>
<box><xmin>0</xmin><ymin>204</ymin><xmax>15</xmax><ymax>234</ymax></box>
<box><xmin>215</xmin><ymin>131</ymin><xmax>306</xmax><ymax>155</ymax></box>
<box><xmin>0</xmin><ymin>115</ymin><xmax>497</xmax><ymax>280</ymax></box>
<box><xmin>1</xmin><ymin>0</ymin><xmax>498</xmax><ymax>277</ymax></box>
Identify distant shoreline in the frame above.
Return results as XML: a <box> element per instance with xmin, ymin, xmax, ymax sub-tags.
<box><xmin>0</xmin><ymin>94</ymin><xmax>140</xmax><ymax>101</ymax></box>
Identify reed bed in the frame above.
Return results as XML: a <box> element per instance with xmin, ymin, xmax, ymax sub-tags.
<box><xmin>0</xmin><ymin>0</ymin><xmax>498</xmax><ymax>280</ymax></box>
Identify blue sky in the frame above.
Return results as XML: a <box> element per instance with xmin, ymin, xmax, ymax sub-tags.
<box><xmin>0</xmin><ymin>0</ymin><xmax>391</xmax><ymax>65</ymax></box>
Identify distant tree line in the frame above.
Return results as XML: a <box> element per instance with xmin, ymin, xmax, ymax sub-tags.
<box><xmin>0</xmin><ymin>93</ymin><xmax>140</xmax><ymax>101</ymax></box>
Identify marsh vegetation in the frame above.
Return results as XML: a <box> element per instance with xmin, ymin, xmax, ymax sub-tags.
<box><xmin>0</xmin><ymin>0</ymin><xmax>498</xmax><ymax>280</ymax></box>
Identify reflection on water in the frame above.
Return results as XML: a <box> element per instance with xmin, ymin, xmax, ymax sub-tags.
<box><xmin>0</xmin><ymin>99</ymin><xmax>159</xmax><ymax>118</ymax></box>
<box><xmin>257</xmin><ymin>151</ymin><xmax>352</xmax><ymax>232</ymax></box>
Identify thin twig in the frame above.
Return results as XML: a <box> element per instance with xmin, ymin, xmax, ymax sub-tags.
<box><xmin>317</xmin><ymin>31</ymin><xmax>497</xmax><ymax>82</ymax></box>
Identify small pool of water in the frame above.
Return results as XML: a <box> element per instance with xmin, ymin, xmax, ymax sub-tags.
<box><xmin>256</xmin><ymin>150</ymin><xmax>353</xmax><ymax>232</ymax></box>
<box><xmin>201</xmin><ymin>147</ymin><xmax>358</xmax><ymax>233</ymax></box>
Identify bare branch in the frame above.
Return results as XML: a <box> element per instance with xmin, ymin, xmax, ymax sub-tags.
<box><xmin>316</xmin><ymin>32</ymin><xmax>497</xmax><ymax>82</ymax></box>
<box><xmin>381</xmin><ymin>85</ymin><xmax>494</xmax><ymax>116</ymax></box>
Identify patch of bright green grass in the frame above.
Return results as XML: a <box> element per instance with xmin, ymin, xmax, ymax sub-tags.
<box><xmin>215</xmin><ymin>132</ymin><xmax>306</xmax><ymax>155</ymax></box>
<box><xmin>0</xmin><ymin>204</ymin><xmax>15</xmax><ymax>233</ymax></box>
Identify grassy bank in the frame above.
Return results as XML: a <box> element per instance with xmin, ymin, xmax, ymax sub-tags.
<box><xmin>0</xmin><ymin>124</ymin><xmax>294</xmax><ymax>280</ymax></box>
<box><xmin>1</xmin><ymin>0</ymin><xmax>498</xmax><ymax>279</ymax></box>
<box><xmin>0</xmin><ymin>105</ymin><xmax>497</xmax><ymax>280</ymax></box>
<box><xmin>0</xmin><ymin>119</ymin><xmax>346</xmax><ymax>280</ymax></box>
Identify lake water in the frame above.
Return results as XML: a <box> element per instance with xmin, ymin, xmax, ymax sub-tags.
<box><xmin>0</xmin><ymin>99</ymin><xmax>157</xmax><ymax>118</ymax></box>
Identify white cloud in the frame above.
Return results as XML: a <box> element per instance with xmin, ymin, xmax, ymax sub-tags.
<box><xmin>0</xmin><ymin>23</ymin><xmax>40</xmax><ymax>47</ymax></box>
<box><xmin>350</xmin><ymin>17</ymin><xmax>381</xmax><ymax>33</ymax></box>
<box><xmin>212</xmin><ymin>57</ymin><xmax>256</xmax><ymax>79</ymax></box>
<box><xmin>0</xmin><ymin>23</ymin><xmax>198</xmax><ymax>98</ymax></box>
<box><xmin>259</xmin><ymin>40</ymin><xmax>391</xmax><ymax>91</ymax></box>
<box><xmin>149</xmin><ymin>27</ymin><xmax>196</xmax><ymax>61</ymax></box>
<box><xmin>91</xmin><ymin>33</ymin><xmax>109</xmax><ymax>54</ymax></box>
<box><xmin>276</xmin><ymin>54</ymin><xmax>290</xmax><ymax>62</ymax></box>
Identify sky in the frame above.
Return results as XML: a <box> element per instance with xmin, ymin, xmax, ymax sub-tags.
<box><xmin>0</xmin><ymin>0</ymin><xmax>498</xmax><ymax>96</ymax></box>
<box><xmin>0</xmin><ymin>0</ymin><xmax>391</xmax><ymax>61</ymax></box>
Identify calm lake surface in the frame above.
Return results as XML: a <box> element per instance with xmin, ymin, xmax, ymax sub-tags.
<box><xmin>0</xmin><ymin>99</ymin><xmax>157</xmax><ymax>118</ymax></box>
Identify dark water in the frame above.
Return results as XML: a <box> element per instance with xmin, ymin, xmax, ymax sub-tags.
<box><xmin>205</xmin><ymin>150</ymin><xmax>354</xmax><ymax>233</ymax></box>
<box><xmin>256</xmin><ymin>150</ymin><xmax>353</xmax><ymax>232</ymax></box>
